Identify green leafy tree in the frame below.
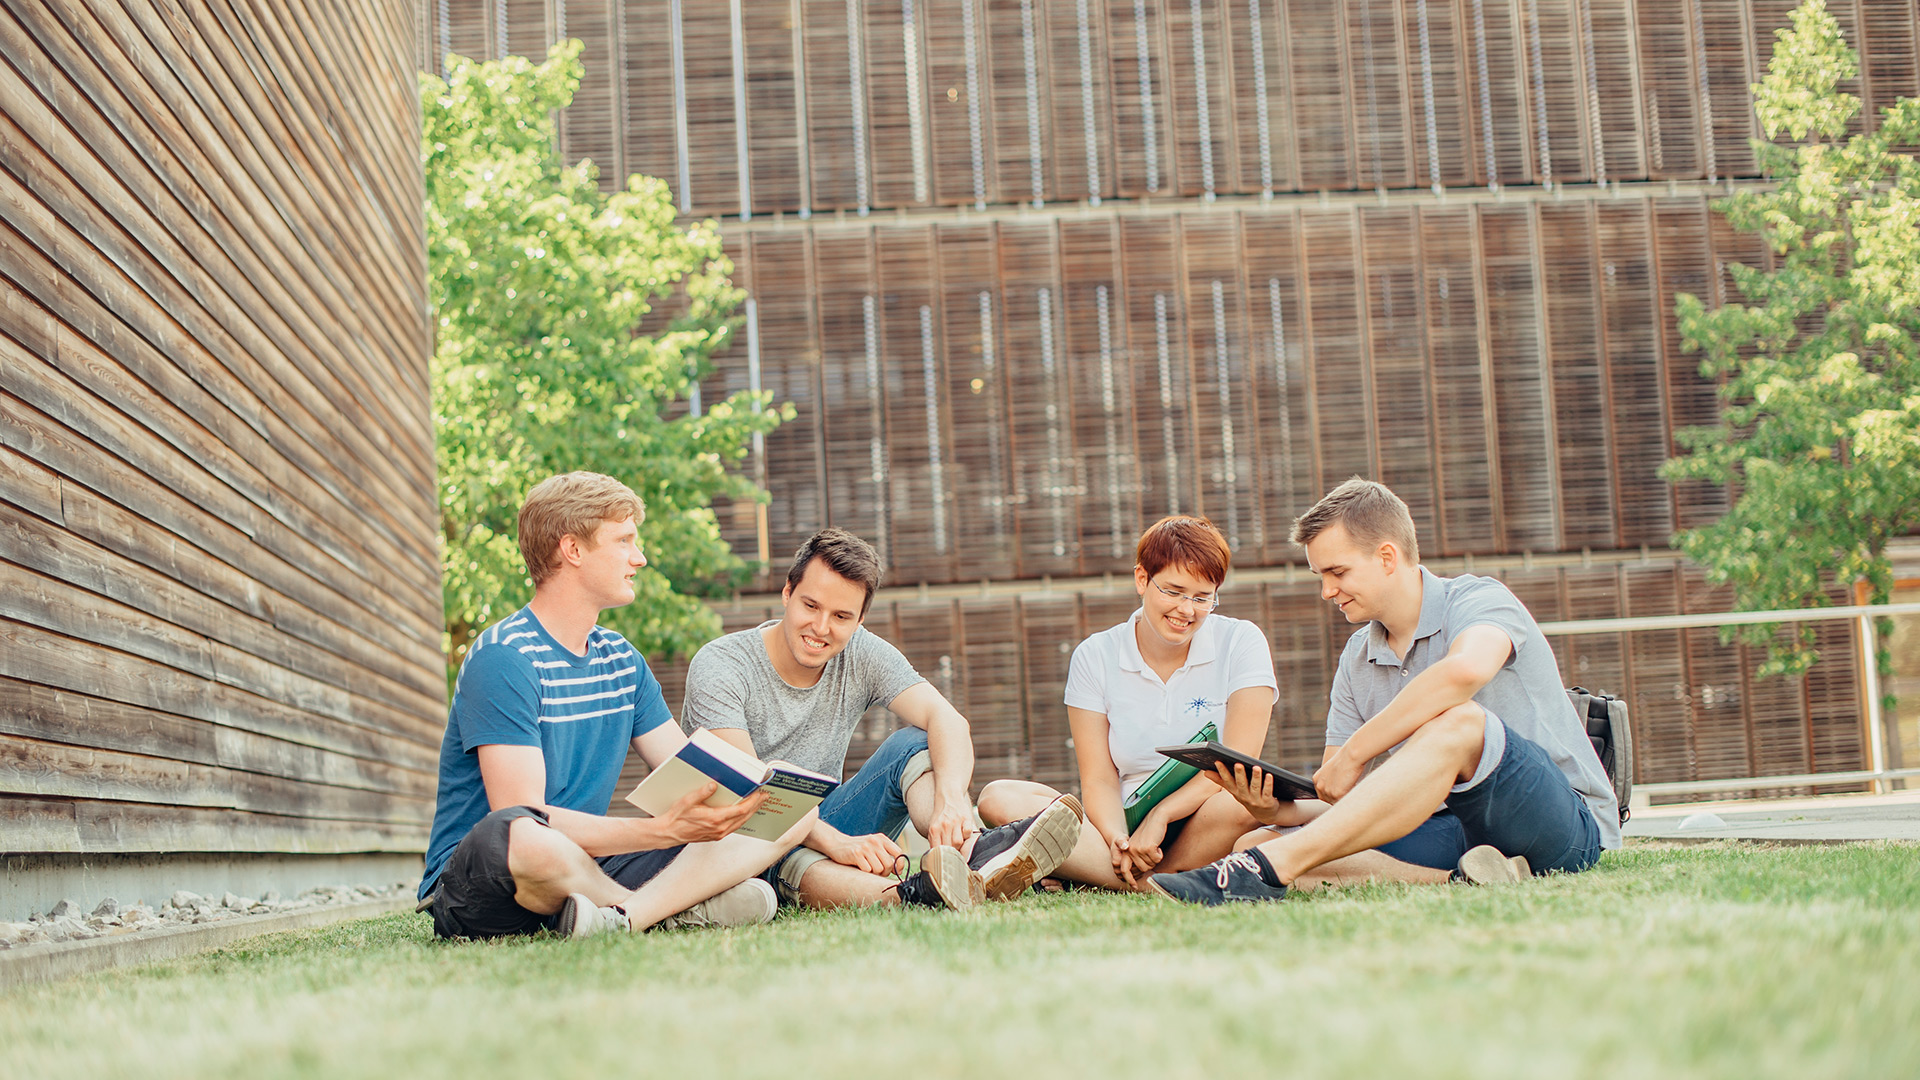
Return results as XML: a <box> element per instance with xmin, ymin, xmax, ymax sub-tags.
<box><xmin>1662</xmin><ymin>0</ymin><xmax>1920</xmax><ymax>678</ymax></box>
<box><xmin>424</xmin><ymin>42</ymin><xmax>788</xmax><ymax>675</ymax></box>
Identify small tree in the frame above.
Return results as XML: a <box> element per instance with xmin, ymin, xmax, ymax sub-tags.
<box><xmin>424</xmin><ymin>42</ymin><xmax>788</xmax><ymax>675</ymax></box>
<box><xmin>1662</xmin><ymin>0</ymin><xmax>1920</xmax><ymax>678</ymax></box>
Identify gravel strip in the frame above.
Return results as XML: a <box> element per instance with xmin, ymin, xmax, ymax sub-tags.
<box><xmin>0</xmin><ymin>883</ymin><xmax>416</xmax><ymax>950</ymax></box>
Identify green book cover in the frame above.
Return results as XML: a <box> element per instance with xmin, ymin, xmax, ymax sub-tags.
<box><xmin>1122</xmin><ymin>720</ymin><xmax>1219</xmax><ymax>832</ymax></box>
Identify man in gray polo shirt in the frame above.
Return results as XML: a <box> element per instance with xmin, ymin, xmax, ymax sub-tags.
<box><xmin>1151</xmin><ymin>478</ymin><xmax>1618</xmax><ymax>905</ymax></box>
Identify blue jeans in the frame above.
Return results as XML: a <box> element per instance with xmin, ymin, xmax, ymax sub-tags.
<box><xmin>765</xmin><ymin>727</ymin><xmax>930</xmax><ymax>899</ymax></box>
<box><xmin>1375</xmin><ymin>719</ymin><xmax>1602</xmax><ymax>875</ymax></box>
<box><xmin>818</xmin><ymin>726</ymin><xmax>930</xmax><ymax>840</ymax></box>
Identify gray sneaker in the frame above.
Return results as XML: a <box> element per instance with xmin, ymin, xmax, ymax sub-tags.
<box><xmin>1452</xmin><ymin>845</ymin><xmax>1531</xmax><ymax>885</ymax></box>
<box><xmin>969</xmin><ymin>793</ymin><xmax>1085</xmax><ymax>901</ymax></box>
<box><xmin>554</xmin><ymin>892</ymin><xmax>632</xmax><ymax>938</ymax></box>
<box><xmin>653</xmin><ymin>878</ymin><xmax>778</xmax><ymax>931</ymax></box>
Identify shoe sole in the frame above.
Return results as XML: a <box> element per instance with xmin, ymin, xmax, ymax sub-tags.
<box><xmin>555</xmin><ymin>892</ymin><xmax>594</xmax><ymax>937</ymax></box>
<box><xmin>1141</xmin><ymin>875</ymin><xmax>1176</xmax><ymax>900</ymax></box>
<box><xmin>978</xmin><ymin>794</ymin><xmax>1085</xmax><ymax>902</ymax></box>
<box><xmin>1457</xmin><ymin>845</ymin><xmax>1525</xmax><ymax>885</ymax></box>
<box><xmin>921</xmin><ymin>845</ymin><xmax>981</xmax><ymax>911</ymax></box>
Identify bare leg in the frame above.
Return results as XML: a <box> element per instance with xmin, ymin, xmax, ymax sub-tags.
<box><xmin>506</xmin><ymin>817</ymin><xmax>631</xmax><ymax>914</ymax></box>
<box><xmin>902</xmin><ymin>771</ymin><xmax>980</xmax><ymax>861</ymax></box>
<box><xmin>1156</xmin><ymin>791</ymin><xmax>1260</xmax><ymax>873</ymax></box>
<box><xmin>1253</xmin><ymin>703</ymin><xmax>1487</xmax><ymax>886</ymax></box>
<box><xmin>1230</xmin><ymin>832</ymin><xmax>1450</xmax><ymax>889</ymax></box>
<box><xmin>504</xmin><ymin>812</ymin><xmax>813</xmax><ymax>929</ymax></box>
<box><xmin>793</xmin><ymin>860</ymin><xmax>908</xmax><ymax>908</ymax></box>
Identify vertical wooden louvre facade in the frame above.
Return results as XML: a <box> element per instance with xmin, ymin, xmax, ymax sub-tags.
<box><xmin>425</xmin><ymin>0</ymin><xmax>1916</xmax><ymax>795</ymax></box>
<box><xmin>2</xmin><ymin>1</ymin><xmax>439</xmax><ymax>859</ymax></box>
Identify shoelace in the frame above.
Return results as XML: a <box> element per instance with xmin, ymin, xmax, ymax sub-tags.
<box><xmin>1216</xmin><ymin>851</ymin><xmax>1264</xmax><ymax>888</ymax></box>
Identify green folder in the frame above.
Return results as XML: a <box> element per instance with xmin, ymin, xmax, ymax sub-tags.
<box><xmin>1121</xmin><ymin>721</ymin><xmax>1219</xmax><ymax>832</ymax></box>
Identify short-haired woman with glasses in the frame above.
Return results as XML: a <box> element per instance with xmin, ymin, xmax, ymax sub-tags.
<box><xmin>977</xmin><ymin>516</ymin><xmax>1310</xmax><ymax>891</ymax></box>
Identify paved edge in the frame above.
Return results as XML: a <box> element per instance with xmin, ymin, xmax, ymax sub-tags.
<box><xmin>0</xmin><ymin>896</ymin><xmax>418</xmax><ymax>992</ymax></box>
<box><xmin>1625</xmin><ymin>836</ymin><xmax>1918</xmax><ymax>847</ymax></box>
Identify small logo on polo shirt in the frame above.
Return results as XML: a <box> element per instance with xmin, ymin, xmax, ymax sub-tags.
<box><xmin>1185</xmin><ymin>697</ymin><xmax>1224</xmax><ymax>715</ymax></box>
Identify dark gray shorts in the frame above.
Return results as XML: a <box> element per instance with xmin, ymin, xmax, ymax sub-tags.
<box><xmin>429</xmin><ymin>806</ymin><xmax>684</xmax><ymax>939</ymax></box>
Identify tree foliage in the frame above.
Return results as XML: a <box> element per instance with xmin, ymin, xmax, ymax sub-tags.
<box><xmin>1662</xmin><ymin>0</ymin><xmax>1920</xmax><ymax>676</ymax></box>
<box><xmin>423</xmin><ymin>42</ymin><xmax>788</xmax><ymax>673</ymax></box>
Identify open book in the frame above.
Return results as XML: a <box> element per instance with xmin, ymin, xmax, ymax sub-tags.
<box><xmin>625</xmin><ymin>728</ymin><xmax>839</xmax><ymax>842</ymax></box>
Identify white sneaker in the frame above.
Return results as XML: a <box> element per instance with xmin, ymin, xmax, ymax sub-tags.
<box><xmin>1453</xmin><ymin>845</ymin><xmax>1531</xmax><ymax>885</ymax></box>
<box><xmin>653</xmin><ymin>878</ymin><xmax>778</xmax><ymax>931</ymax></box>
<box><xmin>554</xmin><ymin>892</ymin><xmax>632</xmax><ymax>938</ymax></box>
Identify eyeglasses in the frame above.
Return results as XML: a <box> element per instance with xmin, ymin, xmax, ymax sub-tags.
<box><xmin>1150</xmin><ymin>579</ymin><xmax>1220</xmax><ymax>611</ymax></box>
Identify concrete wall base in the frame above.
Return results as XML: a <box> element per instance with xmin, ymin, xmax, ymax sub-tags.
<box><xmin>1</xmin><ymin>852</ymin><xmax>423</xmax><ymax>923</ymax></box>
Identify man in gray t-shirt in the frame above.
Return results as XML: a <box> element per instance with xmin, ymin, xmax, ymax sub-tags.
<box><xmin>1152</xmin><ymin>479</ymin><xmax>1616</xmax><ymax>906</ymax></box>
<box><xmin>683</xmin><ymin>528</ymin><xmax>1084</xmax><ymax>911</ymax></box>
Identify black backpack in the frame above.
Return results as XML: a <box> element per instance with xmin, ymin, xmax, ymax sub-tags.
<box><xmin>1567</xmin><ymin>687</ymin><xmax>1633</xmax><ymax>824</ymax></box>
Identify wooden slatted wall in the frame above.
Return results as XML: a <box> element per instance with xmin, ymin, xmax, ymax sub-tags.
<box><xmin>3</xmin><ymin>0</ymin><xmax>438</xmax><ymax>857</ymax></box>
<box><xmin>426</xmin><ymin>0</ymin><xmax>1915</xmax><ymax>800</ymax></box>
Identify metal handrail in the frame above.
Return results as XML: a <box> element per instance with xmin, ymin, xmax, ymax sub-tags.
<box><xmin>1537</xmin><ymin>601</ymin><xmax>1920</xmax><ymax>800</ymax></box>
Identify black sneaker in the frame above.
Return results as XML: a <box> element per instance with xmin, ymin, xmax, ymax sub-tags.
<box><xmin>1147</xmin><ymin>851</ymin><xmax>1288</xmax><ymax>906</ymax></box>
<box><xmin>888</xmin><ymin>845</ymin><xmax>982</xmax><ymax>910</ymax></box>
<box><xmin>968</xmin><ymin>794</ymin><xmax>1085</xmax><ymax>901</ymax></box>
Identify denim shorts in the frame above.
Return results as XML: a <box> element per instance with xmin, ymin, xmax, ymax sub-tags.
<box><xmin>1375</xmin><ymin>719</ymin><xmax>1602</xmax><ymax>875</ymax></box>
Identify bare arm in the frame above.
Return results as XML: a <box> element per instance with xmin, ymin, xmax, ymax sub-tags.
<box><xmin>1314</xmin><ymin>624</ymin><xmax>1512</xmax><ymax>801</ymax></box>
<box><xmin>475</xmin><ymin>730</ymin><xmax>763</xmax><ymax>857</ymax></box>
<box><xmin>885</xmin><ymin>681</ymin><xmax>977</xmax><ymax>849</ymax></box>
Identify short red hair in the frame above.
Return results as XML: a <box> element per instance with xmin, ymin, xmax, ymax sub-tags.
<box><xmin>1134</xmin><ymin>515</ymin><xmax>1231</xmax><ymax>587</ymax></box>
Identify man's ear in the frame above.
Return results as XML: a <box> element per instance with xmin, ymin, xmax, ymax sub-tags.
<box><xmin>555</xmin><ymin>532</ymin><xmax>585</xmax><ymax>569</ymax></box>
<box><xmin>781</xmin><ymin>581</ymin><xmax>793</xmax><ymax>604</ymax></box>
<box><xmin>1378</xmin><ymin>541</ymin><xmax>1400</xmax><ymax>574</ymax></box>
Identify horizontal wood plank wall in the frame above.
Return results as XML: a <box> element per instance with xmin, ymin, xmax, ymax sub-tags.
<box><xmin>433</xmin><ymin>0</ymin><xmax>1909</xmax><ymax>804</ymax></box>
<box><xmin>1</xmin><ymin>0</ymin><xmax>438</xmax><ymax>856</ymax></box>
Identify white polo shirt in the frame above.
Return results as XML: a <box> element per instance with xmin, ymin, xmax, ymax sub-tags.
<box><xmin>1063</xmin><ymin>611</ymin><xmax>1278</xmax><ymax>799</ymax></box>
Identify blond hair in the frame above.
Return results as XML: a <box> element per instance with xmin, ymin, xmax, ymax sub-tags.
<box><xmin>517</xmin><ymin>472</ymin><xmax>645</xmax><ymax>585</ymax></box>
<box><xmin>1289</xmin><ymin>477</ymin><xmax>1419</xmax><ymax>564</ymax></box>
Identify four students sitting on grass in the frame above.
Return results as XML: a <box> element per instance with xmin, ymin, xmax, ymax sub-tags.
<box><xmin>418</xmin><ymin>471</ymin><xmax>1618</xmax><ymax>938</ymax></box>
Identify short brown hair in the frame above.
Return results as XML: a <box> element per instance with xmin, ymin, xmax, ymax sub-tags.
<box><xmin>1290</xmin><ymin>477</ymin><xmax>1419</xmax><ymax>564</ymax></box>
<box><xmin>785</xmin><ymin>528</ymin><xmax>885</xmax><ymax>614</ymax></box>
<box><xmin>1135</xmin><ymin>515</ymin><xmax>1232</xmax><ymax>587</ymax></box>
<box><xmin>518</xmin><ymin>472</ymin><xmax>646</xmax><ymax>585</ymax></box>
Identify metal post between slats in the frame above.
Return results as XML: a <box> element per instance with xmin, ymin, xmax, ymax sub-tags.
<box><xmin>494</xmin><ymin>0</ymin><xmax>506</xmax><ymax>59</ymax></box>
<box><xmin>1021</xmin><ymin>0</ymin><xmax>1045</xmax><ymax>207</ymax></box>
<box><xmin>670</xmin><ymin>0</ymin><xmax>693</xmax><ymax>213</ymax></box>
<box><xmin>1472</xmin><ymin>0</ymin><xmax>1497</xmax><ymax>190</ymax></box>
<box><xmin>1077</xmin><ymin>0</ymin><xmax>1101</xmax><ymax>205</ymax></box>
<box><xmin>732</xmin><ymin>0</ymin><xmax>753</xmax><ymax>219</ymax></box>
<box><xmin>978</xmin><ymin>292</ymin><xmax>1007</xmax><ymax>537</ymax></box>
<box><xmin>1527</xmin><ymin>0</ymin><xmax>1550</xmax><ymax>184</ymax></box>
<box><xmin>1359</xmin><ymin>0</ymin><xmax>1384</xmax><ymax>189</ymax></box>
<box><xmin>746</xmin><ymin>297</ymin><xmax>769</xmax><ymax>563</ymax></box>
<box><xmin>437</xmin><ymin>0</ymin><xmax>450</xmax><ymax>73</ymax></box>
<box><xmin>1038</xmin><ymin>287</ymin><xmax>1066</xmax><ymax>556</ymax></box>
<box><xmin>1417</xmin><ymin>0</ymin><xmax>1440</xmax><ymax>193</ymax></box>
<box><xmin>920</xmin><ymin>305</ymin><xmax>946</xmax><ymax>553</ymax></box>
<box><xmin>1268</xmin><ymin>277</ymin><xmax>1294</xmax><ymax>517</ymax></box>
<box><xmin>848</xmin><ymin>0</ymin><xmax>872</xmax><ymax>216</ymax></box>
<box><xmin>863</xmin><ymin>294</ymin><xmax>888</xmax><ymax>557</ymax></box>
<box><xmin>902</xmin><ymin>0</ymin><xmax>930</xmax><ymax>203</ymax></box>
<box><xmin>1096</xmin><ymin>285</ymin><xmax>1122</xmax><ymax>558</ymax></box>
<box><xmin>1212</xmin><ymin>280</ymin><xmax>1238</xmax><ymax>548</ymax></box>
<box><xmin>1188</xmin><ymin>0</ymin><xmax>1215</xmax><ymax>201</ymax></box>
<box><xmin>1154</xmin><ymin>292</ymin><xmax>1179</xmax><ymax>513</ymax></box>
<box><xmin>961</xmin><ymin>0</ymin><xmax>987</xmax><ymax>209</ymax></box>
<box><xmin>1135</xmin><ymin>0</ymin><xmax>1160</xmax><ymax>194</ymax></box>
<box><xmin>1579</xmin><ymin>0</ymin><xmax>1605</xmax><ymax>183</ymax></box>
<box><xmin>1249</xmin><ymin>0</ymin><xmax>1275</xmax><ymax>198</ymax></box>
<box><xmin>1689</xmin><ymin>0</ymin><xmax>1715</xmax><ymax>182</ymax></box>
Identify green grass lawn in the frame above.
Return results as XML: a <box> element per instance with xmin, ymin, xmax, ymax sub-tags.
<box><xmin>3</xmin><ymin>841</ymin><xmax>1916</xmax><ymax>1079</ymax></box>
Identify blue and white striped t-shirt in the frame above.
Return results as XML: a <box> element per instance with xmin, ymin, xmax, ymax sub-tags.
<box><xmin>420</xmin><ymin>607</ymin><xmax>671</xmax><ymax>895</ymax></box>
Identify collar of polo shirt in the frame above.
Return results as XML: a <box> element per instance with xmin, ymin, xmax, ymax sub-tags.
<box><xmin>1364</xmin><ymin>566</ymin><xmax>1451</xmax><ymax>666</ymax></box>
<box><xmin>1116</xmin><ymin>608</ymin><xmax>1226</xmax><ymax>676</ymax></box>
